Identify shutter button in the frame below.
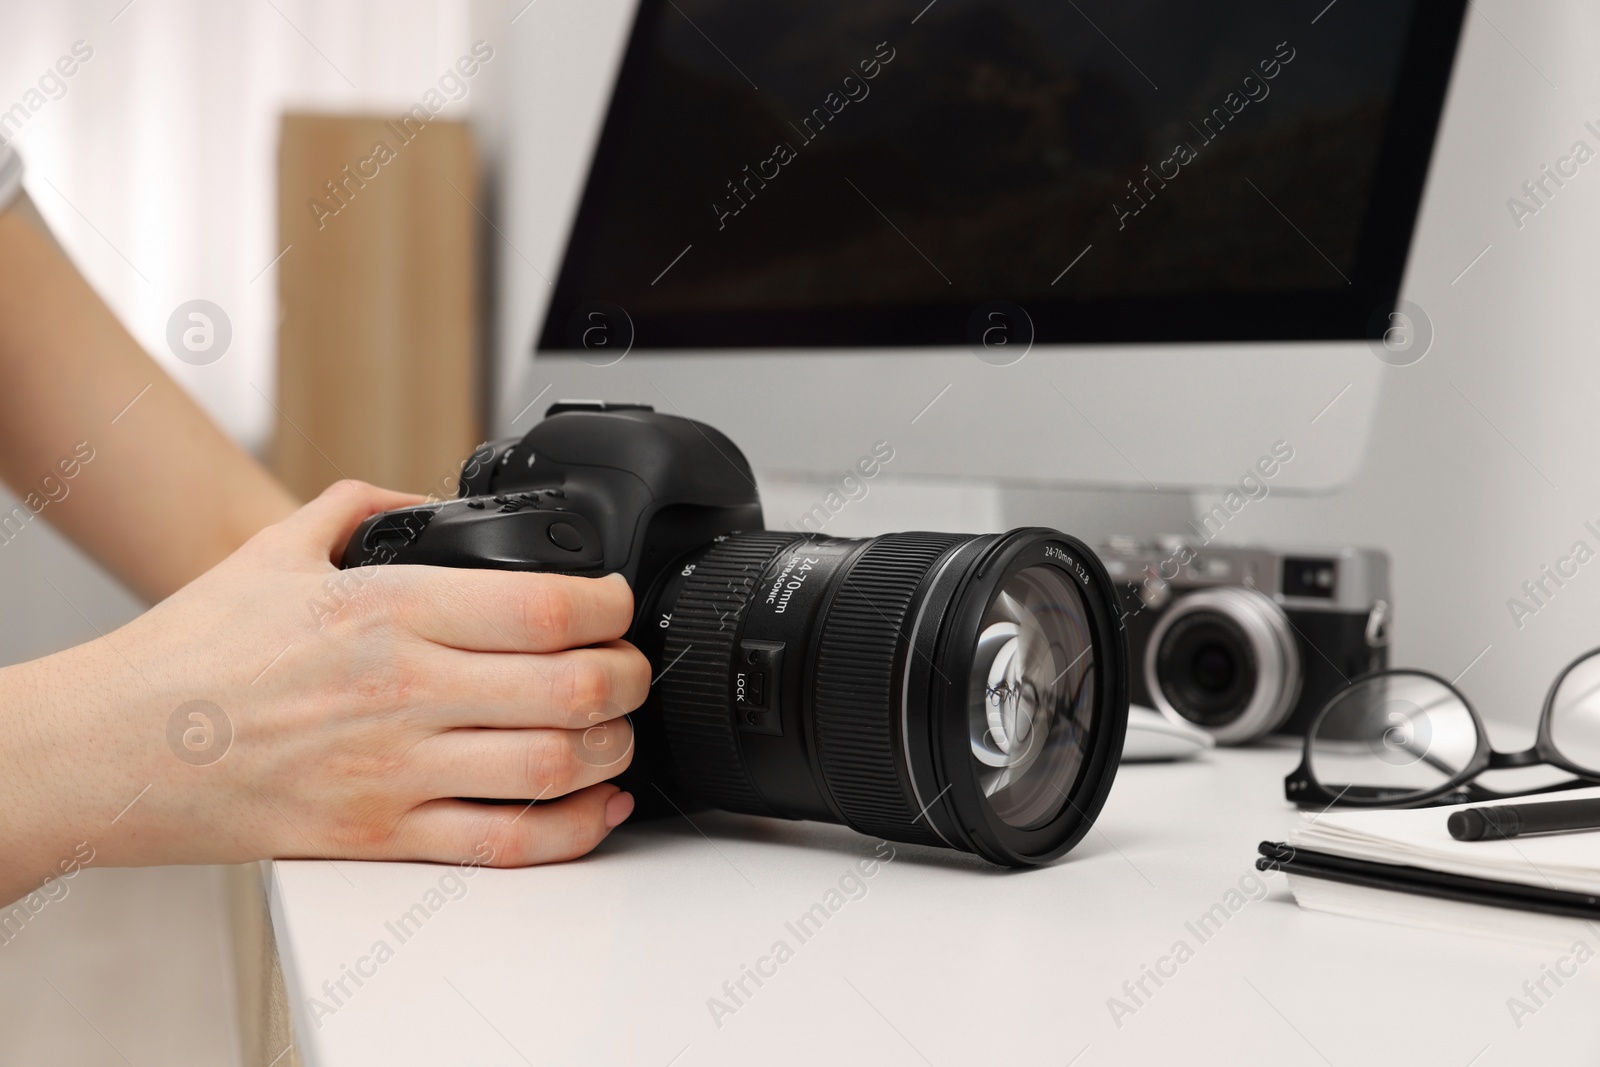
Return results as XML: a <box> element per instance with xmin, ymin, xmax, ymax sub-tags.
<box><xmin>548</xmin><ymin>522</ymin><xmax>584</xmax><ymax>552</ymax></box>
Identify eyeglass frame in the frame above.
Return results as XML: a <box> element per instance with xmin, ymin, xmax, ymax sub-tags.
<box><xmin>1283</xmin><ymin>648</ymin><xmax>1600</xmax><ymax>809</ymax></box>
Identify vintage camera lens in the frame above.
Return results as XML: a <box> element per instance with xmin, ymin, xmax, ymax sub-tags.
<box><xmin>1145</xmin><ymin>587</ymin><xmax>1300</xmax><ymax>745</ymax></box>
<box><xmin>631</xmin><ymin>529</ymin><xmax>1128</xmax><ymax>867</ymax></box>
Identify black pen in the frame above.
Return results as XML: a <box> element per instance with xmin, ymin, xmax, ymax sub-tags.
<box><xmin>1448</xmin><ymin>797</ymin><xmax>1600</xmax><ymax>841</ymax></box>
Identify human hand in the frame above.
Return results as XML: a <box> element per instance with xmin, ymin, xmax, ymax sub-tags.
<box><xmin>0</xmin><ymin>480</ymin><xmax>649</xmax><ymax>898</ymax></box>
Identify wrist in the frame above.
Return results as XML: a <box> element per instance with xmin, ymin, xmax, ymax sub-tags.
<box><xmin>0</xmin><ymin>650</ymin><xmax>96</xmax><ymax>903</ymax></box>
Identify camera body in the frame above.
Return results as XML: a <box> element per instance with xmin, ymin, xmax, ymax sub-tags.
<box><xmin>342</xmin><ymin>400</ymin><xmax>761</xmax><ymax>583</ymax></box>
<box><xmin>1099</xmin><ymin>538</ymin><xmax>1390</xmax><ymax>744</ymax></box>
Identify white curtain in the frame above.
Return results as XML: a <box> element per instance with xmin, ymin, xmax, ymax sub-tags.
<box><xmin>1</xmin><ymin>0</ymin><xmax>488</xmax><ymax>451</ymax></box>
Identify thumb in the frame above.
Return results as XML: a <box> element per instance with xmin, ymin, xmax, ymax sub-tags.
<box><xmin>280</xmin><ymin>479</ymin><xmax>428</xmax><ymax>562</ymax></box>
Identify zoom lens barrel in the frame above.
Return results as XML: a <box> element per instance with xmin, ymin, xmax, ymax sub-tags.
<box><xmin>635</xmin><ymin>528</ymin><xmax>1127</xmax><ymax>867</ymax></box>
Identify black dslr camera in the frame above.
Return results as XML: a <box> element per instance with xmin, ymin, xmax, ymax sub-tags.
<box><xmin>341</xmin><ymin>403</ymin><xmax>1128</xmax><ymax>867</ymax></box>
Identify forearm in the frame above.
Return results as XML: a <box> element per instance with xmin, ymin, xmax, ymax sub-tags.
<box><xmin>0</xmin><ymin>199</ymin><xmax>298</xmax><ymax>601</ymax></box>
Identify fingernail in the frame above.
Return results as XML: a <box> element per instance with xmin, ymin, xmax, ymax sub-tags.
<box><xmin>604</xmin><ymin>572</ymin><xmax>631</xmax><ymax>589</ymax></box>
<box><xmin>604</xmin><ymin>789</ymin><xmax>635</xmax><ymax>828</ymax></box>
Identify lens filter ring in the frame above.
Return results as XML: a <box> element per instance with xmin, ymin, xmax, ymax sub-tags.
<box><xmin>918</xmin><ymin>530</ymin><xmax>1128</xmax><ymax>866</ymax></box>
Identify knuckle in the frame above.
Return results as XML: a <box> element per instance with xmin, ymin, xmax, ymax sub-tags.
<box><xmin>553</xmin><ymin>806</ymin><xmax>607</xmax><ymax>861</ymax></box>
<box><xmin>330</xmin><ymin>797</ymin><xmax>402</xmax><ymax>856</ymax></box>
<box><xmin>600</xmin><ymin>579</ymin><xmax>634</xmax><ymax>629</ymax></box>
<box><xmin>577</xmin><ymin>716</ymin><xmax>634</xmax><ymax>773</ymax></box>
<box><xmin>479</xmin><ymin>795</ymin><xmax>609</xmax><ymax>867</ymax></box>
<box><xmin>522</xmin><ymin>581</ymin><xmax>577</xmax><ymax>645</ymax></box>
<box><xmin>520</xmin><ymin>732</ymin><xmax>580</xmax><ymax>794</ymax></box>
<box><xmin>351</xmin><ymin>656</ymin><xmax>422</xmax><ymax>709</ymax></box>
<box><xmin>315</xmin><ymin>568</ymin><xmax>390</xmax><ymax>630</ymax></box>
<box><xmin>324</xmin><ymin>733</ymin><xmax>420</xmax><ymax>800</ymax></box>
<box><xmin>325</xmin><ymin>478</ymin><xmax>374</xmax><ymax>502</ymax></box>
<box><xmin>617</xmin><ymin>646</ymin><xmax>652</xmax><ymax>706</ymax></box>
<box><xmin>555</xmin><ymin>657</ymin><xmax>611</xmax><ymax>718</ymax></box>
<box><xmin>311</xmin><ymin>567</ymin><xmax>397</xmax><ymax>640</ymax></box>
<box><xmin>479</xmin><ymin>817</ymin><xmax>535</xmax><ymax>867</ymax></box>
<box><xmin>359</xmin><ymin>574</ymin><xmax>414</xmax><ymax>629</ymax></box>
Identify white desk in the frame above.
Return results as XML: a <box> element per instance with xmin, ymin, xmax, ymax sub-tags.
<box><xmin>271</xmin><ymin>747</ymin><xmax>1598</xmax><ymax>1066</ymax></box>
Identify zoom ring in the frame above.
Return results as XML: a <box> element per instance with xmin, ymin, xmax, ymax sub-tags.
<box><xmin>660</xmin><ymin>532</ymin><xmax>802</xmax><ymax>816</ymax></box>
<box><xmin>812</xmin><ymin>533</ymin><xmax>967</xmax><ymax>847</ymax></box>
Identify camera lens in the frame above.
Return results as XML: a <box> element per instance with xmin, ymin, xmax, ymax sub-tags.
<box><xmin>1190</xmin><ymin>643</ymin><xmax>1238</xmax><ymax>695</ymax></box>
<box><xmin>1145</xmin><ymin>587</ymin><xmax>1300</xmax><ymax>745</ymax></box>
<box><xmin>1161</xmin><ymin>616</ymin><xmax>1252</xmax><ymax>724</ymax></box>
<box><xmin>632</xmin><ymin>528</ymin><xmax>1127</xmax><ymax>866</ymax></box>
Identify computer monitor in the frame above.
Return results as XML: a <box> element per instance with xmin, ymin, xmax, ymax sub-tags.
<box><xmin>493</xmin><ymin>0</ymin><xmax>1466</xmax><ymax>495</ymax></box>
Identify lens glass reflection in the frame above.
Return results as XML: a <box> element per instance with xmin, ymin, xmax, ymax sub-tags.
<box><xmin>968</xmin><ymin>565</ymin><xmax>1096</xmax><ymax>829</ymax></box>
<box><xmin>1307</xmin><ymin>673</ymin><xmax>1480</xmax><ymax>800</ymax></box>
<box><xmin>1547</xmin><ymin>651</ymin><xmax>1600</xmax><ymax>773</ymax></box>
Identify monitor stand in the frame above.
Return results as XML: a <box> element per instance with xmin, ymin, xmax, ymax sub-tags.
<box><xmin>997</xmin><ymin>484</ymin><xmax>1198</xmax><ymax>548</ymax></box>
<box><xmin>755</xmin><ymin>473</ymin><xmax>1194</xmax><ymax>548</ymax></box>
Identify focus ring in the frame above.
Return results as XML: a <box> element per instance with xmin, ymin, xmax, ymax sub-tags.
<box><xmin>812</xmin><ymin>533</ymin><xmax>967</xmax><ymax>846</ymax></box>
<box><xmin>660</xmin><ymin>532</ymin><xmax>802</xmax><ymax>815</ymax></box>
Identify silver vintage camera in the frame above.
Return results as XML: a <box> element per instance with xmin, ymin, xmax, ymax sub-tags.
<box><xmin>1100</xmin><ymin>538</ymin><xmax>1391</xmax><ymax>745</ymax></box>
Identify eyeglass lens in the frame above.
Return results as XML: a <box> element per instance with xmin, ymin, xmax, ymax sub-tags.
<box><xmin>1307</xmin><ymin>672</ymin><xmax>1480</xmax><ymax>799</ymax></box>
<box><xmin>1546</xmin><ymin>651</ymin><xmax>1600</xmax><ymax>774</ymax></box>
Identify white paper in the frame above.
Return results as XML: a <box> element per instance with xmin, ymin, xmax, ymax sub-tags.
<box><xmin>1287</xmin><ymin>786</ymin><xmax>1600</xmax><ymax>896</ymax></box>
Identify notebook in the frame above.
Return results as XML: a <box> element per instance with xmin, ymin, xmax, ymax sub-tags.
<box><xmin>1259</xmin><ymin>787</ymin><xmax>1600</xmax><ymax>946</ymax></box>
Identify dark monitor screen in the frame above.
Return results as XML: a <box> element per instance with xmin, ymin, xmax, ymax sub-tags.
<box><xmin>539</xmin><ymin>0</ymin><xmax>1466</xmax><ymax>350</ymax></box>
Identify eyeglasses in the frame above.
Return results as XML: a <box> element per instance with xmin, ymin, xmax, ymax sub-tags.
<box><xmin>1284</xmin><ymin>648</ymin><xmax>1600</xmax><ymax>808</ymax></box>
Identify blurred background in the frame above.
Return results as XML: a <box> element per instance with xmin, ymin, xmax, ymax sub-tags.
<box><xmin>2</xmin><ymin>0</ymin><xmax>1600</xmax><ymax>1063</ymax></box>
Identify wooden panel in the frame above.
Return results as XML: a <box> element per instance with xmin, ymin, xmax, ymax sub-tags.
<box><xmin>273</xmin><ymin>112</ymin><xmax>480</xmax><ymax>500</ymax></box>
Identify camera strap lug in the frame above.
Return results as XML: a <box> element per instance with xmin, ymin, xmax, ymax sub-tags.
<box><xmin>1364</xmin><ymin>600</ymin><xmax>1391</xmax><ymax>648</ymax></box>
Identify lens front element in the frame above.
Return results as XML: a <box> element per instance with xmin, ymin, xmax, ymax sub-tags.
<box><xmin>970</xmin><ymin>566</ymin><xmax>1096</xmax><ymax>830</ymax></box>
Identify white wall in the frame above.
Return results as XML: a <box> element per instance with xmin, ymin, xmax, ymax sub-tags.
<box><xmin>1</xmin><ymin>0</ymin><xmax>486</xmax><ymax>451</ymax></box>
<box><xmin>1213</xmin><ymin>1</ymin><xmax>1600</xmax><ymax>727</ymax></box>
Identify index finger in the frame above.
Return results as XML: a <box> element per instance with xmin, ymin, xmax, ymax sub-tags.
<box><xmin>390</xmin><ymin>568</ymin><xmax>637</xmax><ymax>653</ymax></box>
